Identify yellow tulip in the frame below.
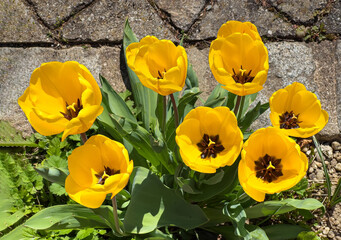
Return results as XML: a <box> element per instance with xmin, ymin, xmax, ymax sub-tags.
<box><xmin>65</xmin><ymin>135</ymin><xmax>133</xmax><ymax>208</ymax></box>
<box><xmin>176</xmin><ymin>107</ymin><xmax>243</xmax><ymax>173</ymax></box>
<box><xmin>18</xmin><ymin>61</ymin><xmax>103</xmax><ymax>141</ymax></box>
<box><xmin>126</xmin><ymin>36</ymin><xmax>188</xmax><ymax>96</ymax></box>
<box><xmin>238</xmin><ymin>127</ymin><xmax>308</xmax><ymax>202</ymax></box>
<box><xmin>269</xmin><ymin>82</ymin><xmax>329</xmax><ymax>138</ymax></box>
<box><xmin>209</xmin><ymin>21</ymin><xmax>269</xmax><ymax>96</ymax></box>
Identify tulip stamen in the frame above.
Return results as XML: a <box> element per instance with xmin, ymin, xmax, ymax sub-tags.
<box><xmin>232</xmin><ymin>65</ymin><xmax>254</xmax><ymax>84</ymax></box>
<box><xmin>157</xmin><ymin>69</ymin><xmax>167</xmax><ymax>80</ymax></box>
<box><xmin>60</xmin><ymin>98</ymin><xmax>83</xmax><ymax>120</ymax></box>
<box><xmin>197</xmin><ymin>134</ymin><xmax>225</xmax><ymax>159</ymax></box>
<box><xmin>95</xmin><ymin>166</ymin><xmax>120</xmax><ymax>185</ymax></box>
<box><xmin>279</xmin><ymin>111</ymin><xmax>301</xmax><ymax>129</ymax></box>
<box><xmin>255</xmin><ymin>154</ymin><xmax>283</xmax><ymax>183</ymax></box>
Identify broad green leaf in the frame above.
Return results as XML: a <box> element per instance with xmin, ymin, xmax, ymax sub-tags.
<box><xmin>99</xmin><ymin>74</ymin><xmax>136</xmax><ymax>123</ymax></box>
<box><xmin>176</xmin><ymin>177</ymin><xmax>202</xmax><ymax>194</ymax></box>
<box><xmin>185</xmin><ymin>62</ymin><xmax>199</xmax><ymax>89</ymax></box>
<box><xmin>263</xmin><ymin>224</ymin><xmax>308</xmax><ymax>240</ymax></box>
<box><xmin>124</xmin><ymin>167</ymin><xmax>208</xmax><ymax>234</ymax></box>
<box><xmin>297</xmin><ymin>231</ymin><xmax>321</xmax><ymax>240</ymax></box>
<box><xmin>290</xmin><ymin>177</ymin><xmax>309</xmax><ymax>196</ymax></box>
<box><xmin>35</xmin><ymin>166</ymin><xmax>68</xmax><ymax>186</ymax></box>
<box><xmin>239</xmin><ymin>101</ymin><xmax>269</xmax><ymax>132</ymax></box>
<box><xmin>223</xmin><ymin>202</ymin><xmax>250</xmax><ymax>239</ymax></box>
<box><xmin>23</xmin><ymin>205</ymin><xmax>117</xmax><ymax>231</ymax></box>
<box><xmin>204</xmin><ymin>226</ymin><xmax>239</xmax><ymax>240</ymax></box>
<box><xmin>110</xmin><ymin>114</ymin><xmax>175</xmax><ymax>174</ymax></box>
<box><xmin>123</xmin><ymin>19</ymin><xmax>158</xmax><ymax>130</ymax></box>
<box><xmin>204</xmin><ymin>84</ymin><xmax>229</xmax><ymax>108</ymax></box>
<box><xmin>240</xmin><ymin>93</ymin><xmax>258</xmax><ymax>117</ymax></box>
<box><xmin>245</xmin><ymin>198</ymin><xmax>324</xmax><ymax>219</ymax></box>
<box><xmin>246</xmin><ymin>225</ymin><xmax>269</xmax><ymax>240</ymax></box>
<box><xmin>186</xmin><ymin>159</ymin><xmax>239</xmax><ymax>202</ymax></box>
<box><xmin>0</xmin><ymin>121</ymin><xmax>37</xmax><ymax>147</ymax></box>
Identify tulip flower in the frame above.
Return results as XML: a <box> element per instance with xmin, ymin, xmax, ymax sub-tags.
<box><xmin>209</xmin><ymin>21</ymin><xmax>269</xmax><ymax>96</ymax></box>
<box><xmin>65</xmin><ymin>135</ymin><xmax>133</xmax><ymax>208</ymax></box>
<box><xmin>18</xmin><ymin>61</ymin><xmax>103</xmax><ymax>141</ymax></box>
<box><xmin>126</xmin><ymin>36</ymin><xmax>188</xmax><ymax>96</ymax></box>
<box><xmin>269</xmin><ymin>82</ymin><xmax>329</xmax><ymax>138</ymax></box>
<box><xmin>176</xmin><ymin>107</ymin><xmax>243</xmax><ymax>173</ymax></box>
<box><xmin>238</xmin><ymin>127</ymin><xmax>308</xmax><ymax>202</ymax></box>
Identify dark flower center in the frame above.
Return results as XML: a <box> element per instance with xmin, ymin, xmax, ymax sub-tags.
<box><xmin>255</xmin><ymin>154</ymin><xmax>283</xmax><ymax>183</ymax></box>
<box><xmin>279</xmin><ymin>111</ymin><xmax>301</xmax><ymax>129</ymax></box>
<box><xmin>232</xmin><ymin>65</ymin><xmax>254</xmax><ymax>84</ymax></box>
<box><xmin>157</xmin><ymin>69</ymin><xmax>167</xmax><ymax>80</ymax></box>
<box><xmin>60</xmin><ymin>98</ymin><xmax>83</xmax><ymax>120</ymax></box>
<box><xmin>197</xmin><ymin>134</ymin><xmax>225</xmax><ymax>159</ymax></box>
<box><xmin>95</xmin><ymin>166</ymin><xmax>120</xmax><ymax>185</ymax></box>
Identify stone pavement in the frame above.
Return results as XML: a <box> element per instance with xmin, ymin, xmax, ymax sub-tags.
<box><xmin>0</xmin><ymin>0</ymin><xmax>340</xmax><ymax>140</ymax></box>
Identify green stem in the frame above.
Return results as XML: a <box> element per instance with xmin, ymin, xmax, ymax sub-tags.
<box><xmin>80</xmin><ymin>133</ymin><xmax>87</xmax><ymax>144</ymax></box>
<box><xmin>162</xmin><ymin>96</ymin><xmax>167</xmax><ymax>136</ymax></box>
<box><xmin>237</xmin><ymin>96</ymin><xmax>246</xmax><ymax>121</ymax></box>
<box><xmin>112</xmin><ymin>196</ymin><xmax>123</xmax><ymax>235</ymax></box>
<box><xmin>170</xmin><ymin>93</ymin><xmax>179</xmax><ymax>128</ymax></box>
<box><xmin>234</xmin><ymin>95</ymin><xmax>242</xmax><ymax>116</ymax></box>
<box><xmin>313</xmin><ymin>135</ymin><xmax>332</xmax><ymax>200</ymax></box>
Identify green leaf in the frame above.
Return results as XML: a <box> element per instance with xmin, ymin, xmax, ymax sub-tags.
<box><xmin>123</xmin><ymin>19</ymin><xmax>158</xmax><ymax>130</ymax></box>
<box><xmin>186</xmin><ymin>159</ymin><xmax>239</xmax><ymax>202</ymax></box>
<box><xmin>0</xmin><ymin>121</ymin><xmax>37</xmax><ymax>147</ymax></box>
<box><xmin>176</xmin><ymin>177</ymin><xmax>202</xmax><ymax>194</ymax></box>
<box><xmin>263</xmin><ymin>224</ymin><xmax>308</xmax><ymax>240</ymax></box>
<box><xmin>185</xmin><ymin>62</ymin><xmax>199</xmax><ymax>89</ymax></box>
<box><xmin>204</xmin><ymin>84</ymin><xmax>229</xmax><ymax>108</ymax></box>
<box><xmin>204</xmin><ymin>226</ymin><xmax>239</xmax><ymax>240</ymax></box>
<box><xmin>246</xmin><ymin>225</ymin><xmax>269</xmax><ymax>240</ymax></box>
<box><xmin>109</xmin><ymin>114</ymin><xmax>175</xmax><ymax>174</ymax></box>
<box><xmin>223</xmin><ymin>202</ymin><xmax>250</xmax><ymax>239</ymax></box>
<box><xmin>245</xmin><ymin>198</ymin><xmax>324</xmax><ymax>219</ymax></box>
<box><xmin>23</xmin><ymin>205</ymin><xmax>116</xmax><ymax>231</ymax></box>
<box><xmin>239</xmin><ymin>101</ymin><xmax>269</xmax><ymax>132</ymax></box>
<box><xmin>99</xmin><ymin>75</ymin><xmax>137</xmax><ymax>123</ymax></box>
<box><xmin>297</xmin><ymin>231</ymin><xmax>321</xmax><ymax>240</ymax></box>
<box><xmin>124</xmin><ymin>167</ymin><xmax>208</xmax><ymax>234</ymax></box>
<box><xmin>240</xmin><ymin>93</ymin><xmax>258</xmax><ymax>117</ymax></box>
<box><xmin>35</xmin><ymin>166</ymin><xmax>68</xmax><ymax>186</ymax></box>
<box><xmin>49</xmin><ymin>183</ymin><xmax>67</xmax><ymax>196</ymax></box>
<box><xmin>290</xmin><ymin>177</ymin><xmax>308</xmax><ymax>196</ymax></box>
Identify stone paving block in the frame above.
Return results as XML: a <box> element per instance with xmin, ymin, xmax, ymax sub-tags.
<box><xmin>321</xmin><ymin>0</ymin><xmax>341</xmax><ymax>34</ymax></box>
<box><xmin>268</xmin><ymin>0</ymin><xmax>328</xmax><ymax>24</ymax></box>
<box><xmin>336</xmin><ymin>40</ymin><xmax>341</xmax><ymax>139</ymax></box>
<box><xmin>153</xmin><ymin>0</ymin><xmax>206</xmax><ymax>31</ymax></box>
<box><xmin>188</xmin><ymin>0</ymin><xmax>295</xmax><ymax>40</ymax></box>
<box><xmin>30</xmin><ymin>0</ymin><xmax>93</xmax><ymax>28</ymax></box>
<box><xmin>0</xmin><ymin>46</ymin><xmax>125</xmax><ymax>136</ymax></box>
<box><xmin>0</xmin><ymin>0</ymin><xmax>51</xmax><ymax>42</ymax></box>
<box><xmin>61</xmin><ymin>0</ymin><xmax>176</xmax><ymax>42</ymax></box>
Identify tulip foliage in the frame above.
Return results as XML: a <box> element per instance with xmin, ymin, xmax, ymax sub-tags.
<box><xmin>8</xmin><ymin>19</ymin><xmax>330</xmax><ymax>240</ymax></box>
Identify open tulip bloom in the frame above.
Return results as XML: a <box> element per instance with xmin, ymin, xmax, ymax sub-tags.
<box><xmin>176</xmin><ymin>106</ymin><xmax>243</xmax><ymax>173</ymax></box>
<box><xmin>269</xmin><ymin>82</ymin><xmax>329</xmax><ymax>138</ymax></box>
<box><xmin>18</xmin><ymin>61</ymin><xmax>103</xmax><ymax>141</ymax></box>
<box><xmin>126</xmin><ymin>36</ymin><xmax>188</xmax><ymax>96</ymax></box>
<box><xmin>209</xmin><ymin>21</ymin><xmax>269</xmax><ymax>96</ymax></box>
<box><xmin>65</xmin><ymin>135</ymin><xmax>133</xmax><ymax>209</ymax></box>
<box><xmin>238</xmin><ymin>127</ymin><xmax>308</xmax><ymax>202</ymax></box>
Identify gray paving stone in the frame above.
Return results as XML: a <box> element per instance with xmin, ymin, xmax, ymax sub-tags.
<box><xmin>61</xmin><ymin>0</ymin><xmax>176</xmax><ymax>42</ymax></box>
<box><xmin>188</xmin><ymin>0</ymin><xmax>295</xmax><ymax>40</ymax></box>
<box><xmin>268</xmin><ymin>0</ymin><xmax>328</xmax><ymax>24</ymax></box>
<box><xmin>336</xmin><ymin>40</ymin><xmax>341</xmax><ymax>139</ymax></box>
<box><xmin>0</xmin><ymin>0</ymin><xmax>50</xmax><ymax>42</ymax></box>
<box><xmin>30</xmin><ymin>0</ymin><xmax>93</xmax><ymax>28</ymax></box>
<box><xmin>0</xmin><ymin>47</ymin><xmax>125</xmax><ymax>136</ymax></box>
<box><xmin>153</xmin><ymin>0</ymin><xmax>205</xmax><ymax>31</ymax></box>
<box><xmin>321</xmin><ymin>0</ymin><xmax>341</xmax><ymax>34</ymax></box>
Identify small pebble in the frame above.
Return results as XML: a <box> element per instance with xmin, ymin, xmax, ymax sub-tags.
<box><xmin>302</xmin><ymin>146</ymin><xmax>308</xmax><ymax>152</ymax></box>
<box><xmin>322</xmin><ymin>227</ymin><xmax>330</xmax><ymax>235</ymax></box>
<box><xmin>316</xmin><ymin>162</ymin><xmax>322</xmax><ymax>168</ymax></box>
<box><xmin>306</xmin><ymin>150</ymin><xmax>311</xmax><ymax>155</ymax></box>
<box><xmin>321</xmin><ymin>145</ymin><xmax>333</xmax><ymax>159</ymax></box>
<box><xmin>328</xmin><ymin>231</ymin><xmax>335</xmax><ymax>239</ymax></box>
<box><xmin>309</xmin><ymin>173</ymin><xmax>316</xmax><ymax>180</ymax></box>
<box><xmin>335</xmin><ymin>163</ymin><xmax>341</xmax><ymax>172</ymax></box>
<box><xmin>332</xmin><ymin>141</ymin><xmax>341</xmax><ymax>151</ymax></box>
<box><xmin>309</xmin><ymin>167</ymin><xmax>314</xmax><ymax>173</ymax></box>
<box><xmin>331</xmin><ymin>159</ymin><xmax>337</xmax><ymax>166</ymax></box>
<box><xmin>316</xmin><ymin>170</ymin><xmax>324</xmax><ymax>180</ymax></box>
